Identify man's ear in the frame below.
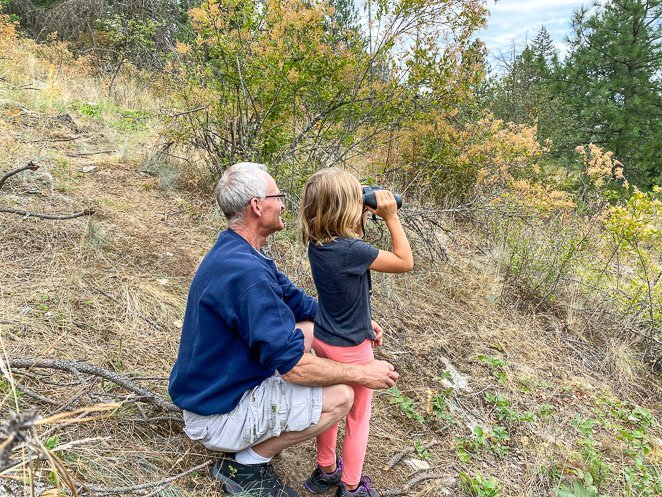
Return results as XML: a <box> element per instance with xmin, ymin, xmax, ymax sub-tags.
<box><xmin>248</xmin><ymin>197</ymin><xmax>263</xmax><ymax>218</ymax></box>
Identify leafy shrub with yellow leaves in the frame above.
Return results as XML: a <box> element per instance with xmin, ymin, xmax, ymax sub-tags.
<box><xmin>483</xmin><ymin>141</ymin><xmax>660</xmax><ymax>353</ymax></box>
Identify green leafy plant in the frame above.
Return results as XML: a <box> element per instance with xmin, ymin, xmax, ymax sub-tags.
<box><xmin>455</xmin><ymin>425</ymin><xmax>510</xmax><ymax>461</ymax></box>
<box><xmin>435</xmin><ymin>370</ymin><xmax>453</xmax><ymax>381</ymax></box>
<box><xmin>388</xmin><ymin>386</ymin><xmax>425</xmax><ymax>424</ymax></box>
<box><xmin>413</xmin><ymin>439</ymin><xmax>432</xmax><ymax>460</ymax></box>
<box><xmin>623</xmin><ymin>456</ymin><xmax>662</xmax><ymax>497</ymax></box>
<box><xmin>455</xmin><ymin>427</ymin><xmax>486</xmax><ymax>462</ymax></box>
<box><xmin>556</xmin><ymin>470</ymin><xmax>613</xmax><ymax>497</ymax></box>
<box><xmin>432</xmin><ymin>386</ymin><xmax>454</xmax><ymax>417</ymax></box>
<box><xmin>459</xmin><ymin>471</ymin><xmax>501</xmax><ymax>497</ymax></box>
<box><xmin>45</xmin><ymin>435</ymin><xmax>60</xmax><ymax>450</ymax></box>
<box><xmin>580</xmin><ymin>443</ymin><xmax>612</xmax><ymax>490</ymax></box>
<box><xmin>484</xmin><ymin>392</ymin><xmax>536</xmax><ymax>424</ymax></box>
<box><xmin>478</xmin><ymin>354</ymin><xmax>508</xmax><ymax>384</ymax></box>
<box><xmin>572</xmin><ymin>416</ymin><xmax>599</xmax><ymax>437</ymax></box>
<box><xmin>538</xmin><ymin>403</ymin><xmax>555</xmax><ymax>421</ymax></box>
<box><xmin>488</xmin><ymin>426</ymin><xmax>510</xmax><ymax>458</ymax></box>
<box><xmin>77</xmin><ymin>101</ymin><xmax>101</xmax><ymax>118</ymax></box>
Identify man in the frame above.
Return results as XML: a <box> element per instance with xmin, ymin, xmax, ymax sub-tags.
<box><xmin>169</xmin><ymin>162</ymin><xmax>399</xmax><ymax>497</ymax></box>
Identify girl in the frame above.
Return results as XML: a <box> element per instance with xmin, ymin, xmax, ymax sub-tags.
<box><xmin>300</xmin><ymin>168</ymin><xmax>413</xmax><ymax>497</ymax></box>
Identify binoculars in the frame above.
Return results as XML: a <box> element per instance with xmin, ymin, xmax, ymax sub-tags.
<box><xmin>362</xmin><ymin>186</ymin><xmax>403</xmax><ymax>210</ymax></box>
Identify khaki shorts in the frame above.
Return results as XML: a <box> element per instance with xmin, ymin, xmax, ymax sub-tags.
<box><xmin>183</xmin><ymin>376</ymin><xmax>323</xmax><ymax>452</ymax></box>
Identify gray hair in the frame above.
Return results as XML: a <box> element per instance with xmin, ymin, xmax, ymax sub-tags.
<box><xmin>216</xmin><ymin>162</ymin><xmax>269</xmax><ymax>223</ymax></box>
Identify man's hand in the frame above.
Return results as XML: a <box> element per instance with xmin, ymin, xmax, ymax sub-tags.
<box><xmin>360</xmin><ymin>359</ymin><xmax>398</xmax><ymax>389</ymax></box>
<box><xmin>371</xmin><ymin>319</ymin><xmax>383</xmax><ymax>346</ymax></box>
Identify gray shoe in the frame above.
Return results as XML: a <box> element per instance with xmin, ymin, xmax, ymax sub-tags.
<box><xmin>211</xmin><ymin>456</ymin><xmax>300</xmax><ymax>497</ymax></box>
<box><xmin>335</xmin><ymin>476</ymin><xmax>381</xmax><ymax>497</ymax></box>
<box><xmin>304</xmin><ymin>458</ymin><xmax>343</xmax><ymax>493</ymax></box>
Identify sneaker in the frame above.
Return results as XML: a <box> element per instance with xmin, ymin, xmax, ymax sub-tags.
<box><xmin>335</xmin><ymin>476</ymin><xmax>381</xmax><ymax>497</ymax></box>
<box><xmin>304</xmin><ymin>458</ymin><xmax>343</xmax><ymax>493</ymax></box>
<box><xmin>211</xmin><ymin>456</ymin><xmax>300</xmax><ymax>497</ymax></box>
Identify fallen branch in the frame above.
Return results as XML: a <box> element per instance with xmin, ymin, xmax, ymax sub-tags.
<box><xmin>65</xmin><ymin>150</ymin><xmax>115</xmax><ymax>157</ymax></box>
<box><xmin>0</xmin><ymin>208</ymin><xmax>95</xmax><ymax>220</ymax></box>
<box><xmin>382</xmin><ymin>472</ymin><xmax>453</xmax><ymax>496</ymax></box>
<box><xmin>0</xmin><ymin>162</ymin><xmax>39</xmax><ymax>191</ymax></box>
<box><xmin>386</xmin><ymin>437</ymin><xmax>445</xmax><ymax>469</ymax></box>
<box><xmin>30</xmin><ymin>136</ymin><xmax>86</xmax><ymax>144</ymax></box>
<box><xmin>14</xmin><ymin>383</ymin><xmax>56</xmax><ymax>405</ymax></box>
<box><xmin>78</xmin><ymin>460</ymin><xmax>212</xmax><ymax>495</ymax></box>
<box><xmin>165</xmin><ymin>106</ymin><xmax>207</xmax><ymax>119</ymax></box>
<box><xmin>5</xmin><ymin>358</ymin><xmax>180</xmax><ymax>413</ymax></box>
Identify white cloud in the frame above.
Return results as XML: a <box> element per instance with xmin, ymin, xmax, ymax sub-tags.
<box><xmin>478</xmin><ymin>0</ymin><xmax>593</xmax><ymax>60</ymax></box>
<box><xmin>489</xmin><ymin>0</ymin><xmax>589</xmax><ymax>12</ymax></box>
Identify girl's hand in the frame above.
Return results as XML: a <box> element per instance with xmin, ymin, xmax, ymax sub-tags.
<box><xmin>372</xmin><ymin>319</ymin><xmax>384</xmax><ymax>346</ymax></box>
<box><xmin>368</xmin><ymin>190</ymin><xmax>398</xmax><ymax>221</ymax></box>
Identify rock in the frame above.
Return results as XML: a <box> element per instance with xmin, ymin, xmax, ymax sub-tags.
<box><xmin>404</xmin><ymin>458</ymin><xmax>431</xmax><ymax>471</ymax></box>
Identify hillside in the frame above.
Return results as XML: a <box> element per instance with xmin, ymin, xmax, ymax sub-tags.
<box><xmin>1</xmin><ymin>25</ymin><xmax>660</xmax><ymax>497</ymax></box>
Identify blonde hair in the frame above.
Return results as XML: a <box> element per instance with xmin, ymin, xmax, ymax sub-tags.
<box><xmin>301</xmin><ymin>168</ymin><xmax>363</xmax><ymax>245</ymax></box>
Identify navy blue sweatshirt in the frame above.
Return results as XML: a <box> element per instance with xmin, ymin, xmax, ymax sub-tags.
<box><xmin>169</xmin><ymin>229</ymin><xmax>318</xmax><ymax>415</ymax></box>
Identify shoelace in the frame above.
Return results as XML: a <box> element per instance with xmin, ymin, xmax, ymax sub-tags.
<box><xmin>359</xmin><ymin>476</ymin><xmax>375</xmax><ymax>495</ymax></box>
<box><xmin>326</xmin><ymin>457</ymin><xmax>343</xmax><ymax>476</ymax></box>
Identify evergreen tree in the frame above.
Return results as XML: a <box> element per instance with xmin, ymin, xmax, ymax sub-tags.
<box><xmin>530</xmin><ymin>26</ymin><xmax>558</xmax><ymax>75</ymax></box>
<box><xmin>483</xmin><ymin>26</ymin><xmax>575</xmax><ymax>161</ymax></box>
<box><xmin>562</xmin><ymin>0</ymin><xmax>661</xmax><ymax>186</ymax></box>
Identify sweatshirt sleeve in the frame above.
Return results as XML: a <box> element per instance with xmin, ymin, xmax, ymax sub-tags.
<box><xmin>275</xmin><ymin>268</ymin><xmax>318</xmax><ymax>322</ymax></box>
<box><xmin>227</xmin><ymin>280</ymin><xmax>305</xmax><ymax>375</ymax></box>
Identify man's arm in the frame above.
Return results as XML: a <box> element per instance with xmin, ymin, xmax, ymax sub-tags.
<box><xmin>282</xmin><ymin>353</ymin><xmax>398</xmax><ymax>389</ymax></box>
<box><xmin>275</xmin><ymin>269</ymin><xmax>318</xmax><ymax>322</ymax></box>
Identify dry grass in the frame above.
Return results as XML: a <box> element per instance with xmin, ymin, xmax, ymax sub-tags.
<box><xmin>1</xmin><ymin>28</ymin><xmax>660</xmax><ymax>497</ymax></box>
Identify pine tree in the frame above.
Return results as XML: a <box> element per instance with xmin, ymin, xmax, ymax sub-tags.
<box><xmin>562</xmin><ymin>0</ymin><xmax>661</xmax><ymax>186</ymax></box>
<box><xmin>530</xmin><ymin>26</ymin><xmax>558</xmax><ymax>76</ymax></box>
<box><xmin>483</xmin><ymin>26</ymin><xmax>574</xmax><ymax>160</ymax></box>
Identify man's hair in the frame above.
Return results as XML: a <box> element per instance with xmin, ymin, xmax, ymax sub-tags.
<box><xmin>300</xmin><ymin>168</ymin><xmax>363</xmax><ymax>245</ymax></box>
<box><xmin>216</xmin><ymin>162</ymin><xmax>269</xmax><ymax>223</ymax></box>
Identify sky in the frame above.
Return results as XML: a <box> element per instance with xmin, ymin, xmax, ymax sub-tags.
<box><xmin>478</xmin><ymin>0</ymin><xmax>597</xmax><ymax>64</ymax></box>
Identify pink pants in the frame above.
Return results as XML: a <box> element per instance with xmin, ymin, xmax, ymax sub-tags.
<box><xmin>313</xmin><ymin>337</ymin><xmax>374</xmax><ymax>487</ymax></box>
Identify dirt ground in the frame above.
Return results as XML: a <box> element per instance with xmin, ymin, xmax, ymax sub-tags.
<box><xmin>1</xmin><ymin>103</ymin><xmax>660</xmax><ymax>496</ymax></box>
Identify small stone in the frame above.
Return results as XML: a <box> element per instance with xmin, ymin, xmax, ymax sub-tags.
<box><xmin>404</xmin><ymin>458</ymin><xmax>431</xmax><ymax>471</ymax></box>
<box><xmin>81</xmin><ymin>165</ymin><xmax>96</xmax><ymax>173</ymax></box>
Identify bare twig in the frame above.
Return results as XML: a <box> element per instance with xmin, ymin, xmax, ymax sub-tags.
<box><xmin>0</xmin><ymin>208</ymin><xmax>95</xmax><ymax>220</ymax></box>
<box><xmin>4</xmin><ymin>358</ymin><xmax>180</xmax><ymax>413</ymax></box>
<box><xmin>386</xmin><ymin>439</ymin><xmax>443</xmax><ymax>469</ymax></box>
<box><xmin>13</xmin><ymin>383</ymin><xmax>57</xmax><ymax>405</ymax></box>
<box><xmin>78</xmin><ymin>460</ymin><xmax>212</xmax><ymax>495</ymax></box>
<box><xmin>166</xmin><ymin>106</ymin><xmax>207</xmax><ymax>119</ymax></box>
<box><xmin>0</xmin><ymin>162</ymin><xmax>39</xmax><ymax>191</ymax></box>
<box><xmin>65</xmin><ymin>150</ymin><xmax>115</xmax><ymax>157</ymax></box>
<box><xmin>30</xmin><ymin>136</ymin><xmax>86</xmax><ymax>144</ymax></box>
<box><xmin>382</xmin><ymin>471</ymin><xmax>454</xmax><ymax>496</ymax></box>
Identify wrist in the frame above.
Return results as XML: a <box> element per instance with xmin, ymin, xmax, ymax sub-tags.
<box><xmin>344</xmin><ymin>362</ymin><xmax>366</xmax><ymax>386</ymax></box>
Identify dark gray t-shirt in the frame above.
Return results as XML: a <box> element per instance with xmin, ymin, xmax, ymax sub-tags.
<box><xmin>308</xmin><ymin>237</ymin><xmax>379</xmax><ymax>346</ymax></box>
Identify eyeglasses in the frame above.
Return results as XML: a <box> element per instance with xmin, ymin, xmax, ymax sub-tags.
<box><xmin>263</xmin><ymin>194</ymin><xmax>286</xmax><ymax>200</ymax></box>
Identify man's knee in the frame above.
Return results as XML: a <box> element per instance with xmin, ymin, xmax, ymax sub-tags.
<box><xmin>323</xmin><ymin>384</ymin><xmax>354</xmax><ymax>418</ymax></box>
